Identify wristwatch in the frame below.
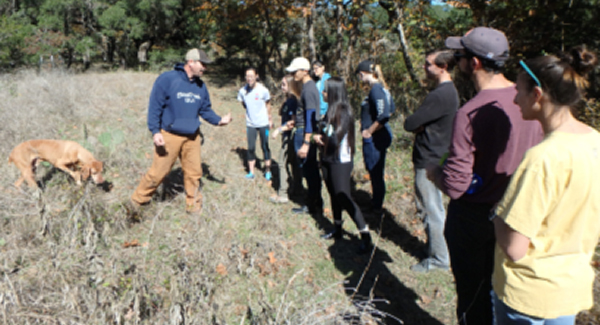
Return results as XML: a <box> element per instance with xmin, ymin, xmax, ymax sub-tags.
<box><xmin>303</xmin><ymin>140</ymin><xmax>310</xmax><ymax>145</ymax></box>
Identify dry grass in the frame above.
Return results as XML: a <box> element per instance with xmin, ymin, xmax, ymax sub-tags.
<box><xmin>12</xmin><ymin>68</ymin><xmax>594</xmax><ymax>324</ymax></box>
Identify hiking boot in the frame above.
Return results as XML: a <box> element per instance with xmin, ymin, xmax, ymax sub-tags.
<box><xmin>358</xmin><ymin>232</ymin><xmax>373</xmax><ymax>254</ymax></box>
<box><xmin>269</xmin><ymin>195</ymin><xmax>289</xmax><ymax>204</ymax></box>
<box><xmin>125</xmin><ymin>199</ymin><xmax>143</xmax><ymax>221</ymax></box>
<box><xmin>186</xmin><ymin>203</ymin><xmax>203</xmax><ymax>216</ymax></box>
<box><xmin>410</xmin><ymin>258</ymin><xmax>450</xmax><ymax>273</ymax></box>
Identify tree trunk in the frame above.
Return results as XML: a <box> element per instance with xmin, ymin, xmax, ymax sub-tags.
<box><xmin>343</xmin><ymin>15</ymin><xmax>360</xmax><ymax>79</ymax></box>
<box><xmin>396</xmin><ymin>17</ymin><xmax>417</xmax><ymax>83</ymax></box>
<box><xmin>263</xmin><ymin>6</ymin><xmax>284</xmax><ymax>76</ymax></box>
<box><xmin>335</xmin><ymin>0</ymin><xmax>344</xmax><ymax>78</ymax></box>
<box><xmin>306</xmin><ymin>0</ymin><xmax>317</xmax><ymax>61</ymax></box>
<box><xmin>379</xmin><ymin>1</ymin><xmax>417</xmax><ymax>83</ymax></box>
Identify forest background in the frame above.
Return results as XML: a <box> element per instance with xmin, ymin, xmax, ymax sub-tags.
<box><xmin>1</xmin><ymin>0</ymin><xmax>600</xmax><ymax>124</ymax></box>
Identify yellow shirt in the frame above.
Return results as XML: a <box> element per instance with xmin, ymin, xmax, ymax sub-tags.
<box><xmin>493</xmin><ymin>130</ymin><xmax>600</xmax><ymax>319</ymax></box>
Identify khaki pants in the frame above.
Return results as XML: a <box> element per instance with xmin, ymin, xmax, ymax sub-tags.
<box><xmin>131</xmin><ymin>130</ymin><xmax>202</xmax><ymax>212</ymax></box>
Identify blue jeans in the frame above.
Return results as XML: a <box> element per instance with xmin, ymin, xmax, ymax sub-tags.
<box><xmin>362</xmin><ymin>126</ymin><xmax>392</xmax><ymax>210</ymax></box>
<box><xmin>492</xmin><ymin>291</ymin><xmax>575</xmax><ymax>325</ymax></box>
<box><xmin>415</xmin><ymin>168</ymin><xmax>449</xmax><ymax>266</ymax></box>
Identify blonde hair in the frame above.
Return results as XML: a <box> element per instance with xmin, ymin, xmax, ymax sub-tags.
<box><xmin>283</xmin><ymin>74</ymin><xmax>301</xmax><ymax>100</ymax></box>
<box><xmin>363</xmin><ymin>64</ymin><xmax>390</xmax><ymax>89</ymax></box>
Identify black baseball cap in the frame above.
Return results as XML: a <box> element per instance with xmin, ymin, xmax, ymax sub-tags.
<box><xmin>355</xmin><ymin>60</ymin><xmax>374</xmax><ymax>74</ymax></box>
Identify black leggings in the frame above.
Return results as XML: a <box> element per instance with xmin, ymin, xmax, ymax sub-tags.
<box><xmin>321</xmin><ymin>162</ymin><xmax>367</xmax><ymax>231</ymax></box>
<box><xmin>246</xmin><ymin>126</ymin><xmax>270</xmax><ymax>161</ymax></box>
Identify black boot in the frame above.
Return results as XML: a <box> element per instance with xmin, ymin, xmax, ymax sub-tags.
<box><xmin>358</xmin><ymin>231</ymin><xmax>372</xmax><ymax>254</ymax></box>
<box><xmin>321</xmin><ymin>223</ymin><xmax>342</xmax><ymax>240</ymax></box>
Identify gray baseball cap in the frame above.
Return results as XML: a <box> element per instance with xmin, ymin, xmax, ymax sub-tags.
<box><xmin>446</xmin><ymin>27</ymin><xmax>509</xmax><ymax>63</ymax></box>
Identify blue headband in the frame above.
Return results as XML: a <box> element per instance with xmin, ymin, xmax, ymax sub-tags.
<box><xmin>519</xmin><ymin>60</ymin><xmax>542</xmax><ymax>88</ymax></box>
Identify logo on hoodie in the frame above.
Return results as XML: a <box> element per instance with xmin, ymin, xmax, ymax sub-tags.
<box><xmin>177</xmin><ymin>92</ymin><xmax>201</xmax><ymax>103</ymax></box>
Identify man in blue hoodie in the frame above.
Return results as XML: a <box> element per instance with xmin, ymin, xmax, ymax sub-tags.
<box><xmin>131</xmin><ymin>48</ymin><xmax>232</xmax><ymax>214</ymax></box>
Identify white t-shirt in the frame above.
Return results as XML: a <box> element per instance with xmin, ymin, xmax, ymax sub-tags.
<box><xmin>237</xmin><ymin>83</ymin><xmax>270</xmax><ymax>128</ymax></box>
<box><xmin>339</xmin><ymin>134</ymin><xmax>351</xmax><ymax>163</ymax></box>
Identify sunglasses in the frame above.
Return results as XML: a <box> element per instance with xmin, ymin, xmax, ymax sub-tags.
<box><xmin>453</xmin><ymin>52</ymin><xmax>469</xmax><ymax>60</ymax></box>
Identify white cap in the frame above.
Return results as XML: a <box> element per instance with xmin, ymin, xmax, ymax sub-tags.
<box><xmin>285</xmin><ymin>57</ymin><xmax>310</xmax><ymax>72</ymax></box>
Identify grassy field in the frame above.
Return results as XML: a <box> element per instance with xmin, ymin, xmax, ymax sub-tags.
<box><xmin>0</xmin><ymin>69</ymin><xmax>597</xmax><ymax>324</ymax></box>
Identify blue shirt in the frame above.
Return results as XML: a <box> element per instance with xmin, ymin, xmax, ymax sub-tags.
<box><xmin>316</xmin><ymin>72</ymin><xmax>331</xmax><ymax>117</ymax></box>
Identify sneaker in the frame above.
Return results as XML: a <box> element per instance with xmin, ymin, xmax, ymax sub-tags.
<box><xmin>291</xmin><ymin>205</ymin><xmax>309</xmax><ymax>214</ymax></box>
<box><xmin>410</xmin><ymin>258</ymin><xmax>449</xmax><ymax>273</ymax></box>
<box><xmin>358</xmin><ymin>232</ymin><xmax>373</xmax><ymax>254</ymax></box>
<box><xmin>265</xmin><ymin>171</ymin><xmax>272</xmax><ymax>181</ymax></box>
<box><xmin>269</xmin><ymin>195</ymin><xmax>289</xmax><ymax>204</ymax></box>
<box><xmin>245</xmin><ymin>173</ymin><xmax>255</xmax><ymax>179</ymax></box>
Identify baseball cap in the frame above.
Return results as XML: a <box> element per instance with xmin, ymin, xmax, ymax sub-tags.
<box><xmin>445</xmin><ymin>27</ymin><xmax>509</xmax><ymax>63</ymax></box>
<box><xmin>285</xmin><ymin>57</ymin><xmax>310</xmax><ymax>72</ymax></box>
<box><xmin>355</xmin><ymin>60</ymin><xmax>374</xmax><ymax>74</ymax></box>
<box><xmin>185</xmin><ymin>48</ymin><xmax>213</xmax><ymax>64</ymax></box>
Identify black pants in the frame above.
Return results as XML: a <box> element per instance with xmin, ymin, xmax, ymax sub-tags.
<box><xmin>444</xmin><ymin>199</ymin><xmax>495</xmax><ymax>325</ymax></box>
<box><xmin>247</xmin><ymin>126</ymin><xmax>270</xmax><ymax>161</ymax></box>
<box><xmin>294</xmin><ymin>128</ymin><xmax>323</xmax><ymax>213</ymax></box>
<box><xmin>321</xmin><ymin>162</ymin><xmax>366</xmax><ymax>231</ymax></box>
<box><xmin>304</xmin><ymin>144</ymin><xmax>323</xmax><ymax>213</ymax></box>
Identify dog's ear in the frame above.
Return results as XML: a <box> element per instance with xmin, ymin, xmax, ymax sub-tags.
<box><xmin>93</xmin><ymin>161</ymin><xmax>103</xmax><ymax>172</ymax></box>
<box><xmin>81</xmin><ymin>166</ymin><xmax>91</xmax><ymax>180</ymax></box>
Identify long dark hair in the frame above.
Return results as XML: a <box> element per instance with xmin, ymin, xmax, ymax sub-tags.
<box><xmin>324</xmin><ymin>77</ymin><xmax>355</xmax><ymax>157</ymax></box>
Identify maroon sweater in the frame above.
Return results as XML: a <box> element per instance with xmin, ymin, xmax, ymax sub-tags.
<box><xmin>441</xmin><ymin>86</ymin><xmax>544</xmax><ymax>204</ymax></box>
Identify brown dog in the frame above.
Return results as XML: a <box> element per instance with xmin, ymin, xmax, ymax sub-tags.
<box><xmin>8</xmin><ymin>140</ymin><xmax>105</xmax><ymax>188</ymax></box>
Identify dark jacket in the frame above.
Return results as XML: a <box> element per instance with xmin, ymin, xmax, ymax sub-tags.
<box><xmin>404</xmin><ymin>81</ymin><xmax>459</xmax><ymax>168</ymax></box>
<box><xmin>360</xmin><ymin>83</ymin><xmax>394</xmax><ymax>131</ymax></box>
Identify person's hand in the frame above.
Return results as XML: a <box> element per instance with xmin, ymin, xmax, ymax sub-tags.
<box><xmin>297</xmin><ymin>143</ymin><xmax>309</xmax><ymax>159</ymax></box>
<box><xmin>313</xmin><ymin>134</ymin><xmax>324</xmax><ymax>146</ymax></box>
<box><xmin>285</xmin><ymin>120</ymin><xmax>295</xmax><ymax>129</ymax></box>
<box><xmin>153</xmin><ymin>133</ymin><xmax>165</xmax><ymax>147</ymax></box>
<box><xmin>425</xmin><ymin>163</ymin><xmax>440</xmax><ymax>182</ymax></box>
<box><xmin>271</xmin><ymin>127</ymin><xmax>281</xmax><ymax>139</ymax></box>
<box><xmin>361</xmin><ymin>129</ymin><xmax>372</xmax><ymax>139</ymax></box>
<box><xmin>413</xmin><ymin>126</ymin><xmax>425</xmax><ymax>134</ymax></box>
<box><xmin>219</xmin><ymin>113</ymin><xmax>232</xmax><ymax>126</ymax></box>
